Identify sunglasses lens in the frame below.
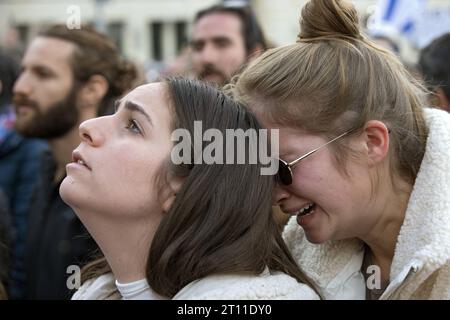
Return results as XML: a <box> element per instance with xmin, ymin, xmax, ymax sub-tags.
<box><xmin>278</xmin><ymin>160</ymin><xmax>292</xmax><ymax>185</ymax></box>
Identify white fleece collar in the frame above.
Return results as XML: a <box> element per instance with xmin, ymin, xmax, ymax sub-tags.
<box><xmin>282</xmin><ymin>217</ymin><xmax>366</xmax><ymax>299</ymax></box>
<box><xmin>282</xmin><ymin>108</ymin><xmax>450</xmax><ymax>299</ymax></box>
<box><xmin>390</xmin><ymin>108</ymin><xmax>450</xmax><ymax>280</ymax></box>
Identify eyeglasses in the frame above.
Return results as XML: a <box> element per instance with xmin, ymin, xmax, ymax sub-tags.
<box><xmin>277</xmin><ymin>130</ymin><xmax>354</xmax><ymax>186</ymax></box>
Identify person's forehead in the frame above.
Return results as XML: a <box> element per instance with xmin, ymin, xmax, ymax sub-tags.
<box><xmin>122</xmin><ymin>83</ymin><xmax>168</xmax><ymax>114</ymax></box>
<box><xmin>23</xmin><ymin>37</ymin><xmax>76</xmax><ymax>70</ymax></box>
<box><xmin>262</xmin><ymin>124</ymin><xmax>316</xmax><ymax>156</ymax></box>
<box><xmin>193</xmin><ymin>12</ymin><xmax>243</xmax><ymax>40</ymax></box>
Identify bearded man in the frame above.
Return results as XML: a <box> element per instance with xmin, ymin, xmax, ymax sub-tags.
<box><xmin>13</xmin><ymin>25</ymin><xmax>137</xmax><ymax>299</ymax></box>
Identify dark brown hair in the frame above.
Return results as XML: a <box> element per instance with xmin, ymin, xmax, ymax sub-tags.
<box><xmin>419</xmin><ymin>32</ymin><xmax>450</xmax><ymax>100</ymax></box>
<box><xmin>39</xmin><ymin>25</ymin><xmax>138</xmax><ymax>116</ymax></box>
<box><xmin>81</xmin><ymin>78</ymin><xmax>313</xmax><ymax>298</ymax></box>
<box><xmin>194</xmin><ymin>5</ymin><xmax>268</xmax><ymax>54</ymax></box>
<box><xmin>0</xmin><ymin>48</ymin><xmax>20</xmax><ymax>110</ymax></box>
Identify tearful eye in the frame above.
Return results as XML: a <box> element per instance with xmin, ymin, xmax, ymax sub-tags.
<box><xmin>126</xmin><ymin>119</ymin><xmax>142</xmax><ymax>134</ymax></box>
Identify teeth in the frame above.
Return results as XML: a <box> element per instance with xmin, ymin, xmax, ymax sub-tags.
<box><xmin>297</xmin><ymin>203</ymin><xmax>315</xmax><ymax>216</ymax></box>
<box><xmin>78</xmin><ymin>159</ymin><xmax>85</xmax><ymax>165</ymax></box>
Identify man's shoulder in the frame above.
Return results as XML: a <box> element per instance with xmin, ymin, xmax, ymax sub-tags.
<box><xmin>20</xmin><ymin>137</ymin><xmax>49</xmax><ymax>155</ymax></box>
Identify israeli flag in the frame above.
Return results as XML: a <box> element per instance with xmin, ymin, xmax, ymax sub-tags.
<box><xmin>368</xmin><ymin>0</ymin><xmax>426</xmax><ymax>41</ymax></box>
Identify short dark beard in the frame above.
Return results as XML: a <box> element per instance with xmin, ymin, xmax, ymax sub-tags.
<box><xmin>198</xmin><ymin>64</ymin><xmax>228</xmax><ymax>86</ymax></box>
<box><xmin>13</xmin><ymin>86</ymin><xmax>80</xmax><ymax>139</ymax></box>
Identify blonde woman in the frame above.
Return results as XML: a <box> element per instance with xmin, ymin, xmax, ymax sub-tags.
<box><xmin>233</xmin><ymin>0</ymin><xmax>450</xmax><ymax>299</ymax></box>
<box><xmin>60</xmin><ymin>78</ymin><xmax>319</xmax><ymax>300</ymax></box>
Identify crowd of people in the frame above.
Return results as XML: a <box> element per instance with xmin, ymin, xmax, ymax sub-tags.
<box><xmin>0</xmin><ymin>0</ymin><xmax>449</xmax><ymax>300</ymax></box>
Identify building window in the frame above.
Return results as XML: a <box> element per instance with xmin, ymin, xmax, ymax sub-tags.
<box><xmin>16</xmin><ymin>24</ymin><xmax>29</xmax><ymax>44</ymax></box>
<box><xmin>151</xmin><ymin>21</ymin><xmax>163</xmax><ymax>61</ymax></box>
<box><xmin>107</xmin><ymin>22</ymin><xmax>124</xmax><ymax>53</ymax></box>
<box><xmin>175</xmin><ymin>21</ymin><xmax>187</xmax><ymax>53</ymax></box>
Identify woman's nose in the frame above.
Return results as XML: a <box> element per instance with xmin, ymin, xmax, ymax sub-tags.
<box><xmin>78</xmin><ymin>117</ymin><xmax>106</xmax><ymax>147</ymax></box>
<box><xmin>272</xmin><ymin>184</ymin><xmax>290</xmax><ymax>206</ymax></box>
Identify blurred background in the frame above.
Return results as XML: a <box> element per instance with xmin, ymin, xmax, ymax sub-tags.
<box><xmin>1</xmin><ymin>0</ymin><xmax>450</xmax><ymax>81</ymax></box>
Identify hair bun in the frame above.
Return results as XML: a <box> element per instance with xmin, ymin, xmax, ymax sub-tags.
<box><xmin>298</xmin><ymin>0</ymin><xmax>362</xmax><ymax>42</ymax></box>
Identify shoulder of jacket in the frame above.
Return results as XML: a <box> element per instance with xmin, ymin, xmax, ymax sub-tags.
<box><xmin>72</xmin><ymin>273</ymin><xmax>121</xmax><ymax>300</ymax></box>
<box><xmin>283</xmin><ymin>216</ymin><xmax>363</xmax><ymax>268</ymax></box>
<box><xmin>282</xmin><ymin>216</ymin><xmax>365</xmax><ymax>299</ymax></box>
<box><xmin>173</xmin><ymin>271</ymin><xmax>319</xmax><ymax>300</ymax></box>
<box><xmin>390</xmin><ymin>108</ymin><xmax>450</xmax><ymax>279</ymax></box>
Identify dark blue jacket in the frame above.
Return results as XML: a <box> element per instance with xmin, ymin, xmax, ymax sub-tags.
<box><xmin>25</xmin><ymin>152</ymin><xmax>98</xmax><ymax>299</ymax></box>
<box><xmin>0</xmin><ymin>189</ymin><xmax>12</xmax><ymax>295</ymax></box>
<box><xmin>0</xmin><ymin>130</ymin><xmax>48</xmax><ymax>299</ymax></box>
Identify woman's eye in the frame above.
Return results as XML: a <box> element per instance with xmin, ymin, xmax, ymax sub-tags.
<box><xmin>126</xmin><ymin>119</ymin><xmax>142</xmax><ymax>134</ymax></box>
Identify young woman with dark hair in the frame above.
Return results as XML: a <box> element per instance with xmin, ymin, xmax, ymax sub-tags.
<box><xmin>60</xmin><ymin>78</ymin><xmax>318</xmax><ymax>300</ymax></box>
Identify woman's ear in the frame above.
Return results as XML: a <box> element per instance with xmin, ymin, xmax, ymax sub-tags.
<box><xmin>362</xmin><ymin>120</ymin><xmax>390</xmax><ymax>167</ymax></box>
<box><xmin>161</xmin><ymin>176</ymin><xmax>184</xmax><ymax>214</ymax></box>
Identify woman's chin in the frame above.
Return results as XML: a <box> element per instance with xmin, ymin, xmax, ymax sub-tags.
<box><xmin>59</xmin><ymin>177</ymin><xmax>80</xmax><ymax>208</ymax></box>
<box><xmin>304</xmin><ymin>230</ymin><xmax>329</xmax><ymax>244</ymax></box>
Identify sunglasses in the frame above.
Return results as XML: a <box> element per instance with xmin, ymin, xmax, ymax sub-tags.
<box><xmin>277</xmin><ymin>130</ymin><xmax>354</xmax><ymax>185</ymax></box>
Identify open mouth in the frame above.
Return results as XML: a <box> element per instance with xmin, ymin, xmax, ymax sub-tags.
<box><xmin>72</xmin><ymin>151</ymin><xmax>91</xmax><ymax>170</ymax></box>
<box><xmin>295</xmin><ymin>203</ymin><xmax>316</xmax><ymax>217</ymax></box>
<box><xmin>76</xmin><ymin>159</ymin><xmax>88</xmax><ymax>167</ymax></box>
<box><xmin>294</xmin><ymin>203</ymin><xmax>317</xmax><ymax>226</ymax></box>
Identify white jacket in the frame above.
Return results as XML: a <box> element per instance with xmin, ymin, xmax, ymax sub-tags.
<box><xmin>282</xmin><ymin>107</ymin><xmax>450</xmax><ymax>300</ymax></box>
<box><xmin>72</xmin><ymin>268</ymin><xmax>319</xmax><ymax>300</ymax></box>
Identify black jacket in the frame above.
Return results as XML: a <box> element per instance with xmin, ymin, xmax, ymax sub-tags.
<box><xmin>0</xmin><ymin>189</ymin><xmax>11</xmax><ymax>293</ymax></box>
<box><xmin>0</xmin><ymin>129</ymin><xmax>48</xmax><ymax>299</ymax></box>
<box><xmin>25</xmin><ymin>151</ymin><xmax>98</xmax><ymax>299</ymax></box>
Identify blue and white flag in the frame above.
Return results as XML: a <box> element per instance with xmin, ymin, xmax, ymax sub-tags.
<box><xmin>368</xmin><ymin>0</ymin><xmax>426</xmax><ymax>42</ymax></box>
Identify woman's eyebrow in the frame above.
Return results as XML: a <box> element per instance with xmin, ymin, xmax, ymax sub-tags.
<box><xmin>114</xmin><ymin>100</ymin><xmax>153</xmax><ymax>126</ymax></box>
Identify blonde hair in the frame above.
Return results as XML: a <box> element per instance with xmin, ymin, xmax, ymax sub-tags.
<box><xmin>232</xmin><ymin>0</ymin><xmax>429</xmax><ymax>185</ymax></box>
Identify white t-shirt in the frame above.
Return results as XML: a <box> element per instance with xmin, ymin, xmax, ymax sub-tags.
<box><xmin>115</xmin><ymin>278</ymin><xmax>167</xmax><ymax>300</ymax></box>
